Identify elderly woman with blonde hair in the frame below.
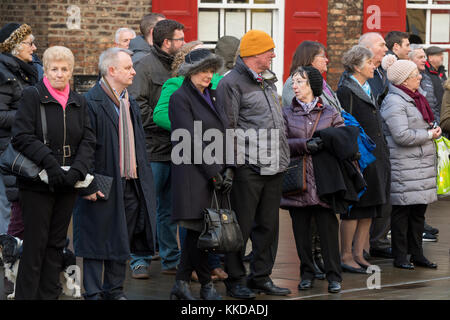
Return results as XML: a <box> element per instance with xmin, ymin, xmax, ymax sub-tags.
<box><xmin>11</xmin><ymin>45</ymin><xmax>96</xmax><ymax>299</ymax></box>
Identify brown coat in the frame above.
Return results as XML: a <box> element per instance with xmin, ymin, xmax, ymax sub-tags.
<box><xmin>439</xmin><ymin>80</ymin><xmax>450</xmax><ymax>134</ymax></box>
<box><xmin>280</xmin><ymin>97</ymin><xmax>345</xmax><ymax>209</ymax></box>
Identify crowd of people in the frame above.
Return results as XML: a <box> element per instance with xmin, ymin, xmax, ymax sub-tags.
<box><xmin>0</xmin><ymin>12</ymin><xmax>449</xmax><ymax>300</ymax></box>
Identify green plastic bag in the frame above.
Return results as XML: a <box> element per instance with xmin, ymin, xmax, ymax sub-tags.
<box><xmin>435</xmin><ymin>136</ymin><xmax>450</xmax><ymax>195</ymax></box>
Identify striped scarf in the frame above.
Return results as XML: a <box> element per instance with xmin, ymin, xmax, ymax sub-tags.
<box><xmin>100</xmin><ymin>77</ymin><xmax>138</xmax><ymax>179</ymax></box>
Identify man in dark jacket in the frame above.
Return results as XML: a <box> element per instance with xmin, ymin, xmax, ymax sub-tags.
<box><xmin>385</xmin><ymin>31</ymin><xmax>411</xmax><ymax>60</ymax></box>
<box><xmin>358</xmin><ymin>32</ymin><xmax>393</xmax><ymax>259</ymax></box>
<box><xmin>73</xmin><ymin>48</ymin><xmax>157</xmax><ymax>300</ymax></box>
<box><xmin>422</xmin><ymin>46</ymin><xmax>448</xmax><ymax>124</ymax></box>
<box><xmin>128</xmin><ymin>12</ymin><xmax>165</xmax><ymax>64</ymax></box>
<box><xmin>128</xmin><ymin>19</ymin><xmax>184</xmax><ymax>277</ymax></box>
<box><xmin>216</xmin><ymin>30</ymin><xmax>290</xmax><ymax>299</ymax></box>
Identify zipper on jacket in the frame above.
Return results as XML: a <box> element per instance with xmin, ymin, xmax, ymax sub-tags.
<box><xmin>62</xmin><ymin>108</ymin><xmax>67</xmax><ymax>166</ymax></box>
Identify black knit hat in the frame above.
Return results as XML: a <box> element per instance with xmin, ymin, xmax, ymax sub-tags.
<box><xmin>302</xmin><ymin>66</ymin><xmax>323</xmax><ymax>97</ymax></box>
<box><xmin>0</xmin><ymin>23</ymin><xmax>32</xmax><ymax>53</ymax></box>
<box><xmin>178</xmin><ymin>48</ymin><xmax>223</xmax><ymax>77</ymax></box>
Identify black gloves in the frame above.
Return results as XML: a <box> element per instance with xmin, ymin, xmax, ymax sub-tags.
<box><xmin>306</xmin><ymin>137</ymin><xmax>324</xmax><ymax>154</ymax></box>
<box><xmin>221</xmin><ymin>168</ymin><xmax>234</xmax><ymax>194</ymax></box>
<box><xmin>64</xmin><ymin>168</ymin><xmax>82</xmax><ymax>187</ymax></box>
<box><xmin>211</xmin><ymin>168</ymin><xmax>235</xmax><ymax>194</ymax></box>
<box><xmin>211</xmin><ymin>172</ymin><xmax>224</xmax><ymax>191</ymax></box>
<box><xmin>41</xmin><ymin>154</ymin><xmax>65</xmax><ymax>190</ymax></box>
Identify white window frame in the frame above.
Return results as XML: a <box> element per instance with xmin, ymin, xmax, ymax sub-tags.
<box><xmin>198</xmin><ymin>0</ymin><xmax>285</xmax><ymax>93</ymax></box>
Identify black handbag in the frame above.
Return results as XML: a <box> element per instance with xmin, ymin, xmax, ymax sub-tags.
<box><xmin>197</xmin><ymin>191</ymin><xmax>243</xmax><ymax>253</ymax></box>
<box><xmin>282</xmin><ymin>108</ymin><xmax>323</xmax><ymax>195</ymax></box>
<box><xmin>0</xmin><ymin>104</ymin><xmax>48</xmax><ymax>179</ymax></box>
<box><xmin>93</xmin><ymin>173</ymin><xmax>113</xmax><ymax>201</ymax></box>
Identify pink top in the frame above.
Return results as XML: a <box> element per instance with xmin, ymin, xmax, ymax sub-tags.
<box><xmin>43</xmin><ymin>76</ymin><xmax>70</xmax><ymax>110</ymax></box>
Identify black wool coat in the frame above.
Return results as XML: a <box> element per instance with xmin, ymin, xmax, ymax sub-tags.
<box><xmin>11</xmin><ymin>81</ymin><xmax>96</xmax><ymax>193</ymax></box>
<box><xmin>169</xmin><ymin>78</ymin><xmax>227</xmax><ymax>225</ymax></box>
<box><xmin>73</xmin><ymin>83</ymin><xmax>156</xmax><ymax>260</ymax></box>
<box><xmin>337</xmin><ymin>73</ymin><xmax>391</xmax><ymax>208</ymax></box>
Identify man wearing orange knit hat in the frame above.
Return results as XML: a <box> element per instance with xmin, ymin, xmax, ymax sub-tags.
<box><xmin>215</xmin><ymin>30</ymin><xmax>291</xmax><ymax>299</ymax></box>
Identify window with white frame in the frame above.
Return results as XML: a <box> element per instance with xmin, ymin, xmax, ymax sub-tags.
<box><xmin>407</xmin><ymin>0</ymin><xmax>450</xmax><ymax>76</ymax></box>
<box><xmin>198</xmin><ymin>0</ymin><xmax>285</xmax><ymax>93</ymax></box>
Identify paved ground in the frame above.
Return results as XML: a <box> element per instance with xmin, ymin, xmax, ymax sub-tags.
<box><xmin>2</xmin><ymin>198</ymin><xmax>450</xmax><ymax>300</ymax></box>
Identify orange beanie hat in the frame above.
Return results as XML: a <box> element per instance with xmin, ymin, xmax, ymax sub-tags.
<box><xmin>240</xmin><ymin>30</ymin><xmax>275</xmax><ymax>57</ymax></box>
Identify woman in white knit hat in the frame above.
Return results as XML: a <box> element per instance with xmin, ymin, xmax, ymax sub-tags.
<box><xmin>380</xmin><ymin>54</ymin><xmax>441</xmax><ymax>270</ymax></box>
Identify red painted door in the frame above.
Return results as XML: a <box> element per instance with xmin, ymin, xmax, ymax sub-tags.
<box><xmin>363</xmin><ymin>0</ymin><xmax>406</xmax><ymax>37</ymax></box>
<box><xmin>283</xmin><ymin>0</ymin><xmax>328</xmax><ymax>82</ymax></box>
<box><xmin>152</xmin><ymin>0</ymin><xmax>198</xmax><ymax>42</ymax></box>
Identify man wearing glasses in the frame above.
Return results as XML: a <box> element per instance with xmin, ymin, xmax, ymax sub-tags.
<box><xmin>128</xmin><ymin>19</ymin><xmax>185</xmax><ymax>279</ymax></box>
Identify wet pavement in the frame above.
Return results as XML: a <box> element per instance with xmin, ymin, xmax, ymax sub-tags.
<box><xmin>2</xmin><ymin>199</ymin><xmax>450</xmax><ymax>300</ymax></box>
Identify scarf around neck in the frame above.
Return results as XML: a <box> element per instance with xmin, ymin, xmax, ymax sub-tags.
<box><xmin>296</xmin><ymin>97</ymin><xmax>319</xmax><ymax>114</ymax></box>
<box><xmin>395</xmin><ymin>84</ymin><xmax>434</xmax><ymax>124</ymax></box>
<box><xmin>100</xmin><ymin>77</ymin><xmax>138</xmax><ymax>179</ymax></box>
<box><xmin>7</xmin><ymin>53</ymin><xmax>38</xmax><ymax>85</ymax></box>
<box><xmin>43</xmin><ymin>76</ymin><xmax>70</xmax><ymax>109</ymax></box>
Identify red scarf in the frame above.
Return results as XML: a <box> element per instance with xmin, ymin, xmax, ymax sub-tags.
<box><xmin>394</xmin><ymin>84</ymin><xmax>434</xmax><ymax>124</ymax></box>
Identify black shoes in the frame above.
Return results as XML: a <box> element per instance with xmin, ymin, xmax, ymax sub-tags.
<box><xmin>422</xmin><ymin>232</ymin><xmax>438</xmax><ymax>242</ymax></box>
<box><xmin>410</xmin><ymin>257</ymin><xmax>438</xmax><ymax>269</ymax></box>
<box><xmin>200</xmin><ymin>282</ymin><xmax>222</xmax><ymax>300</ymax></box>
<box><xmin>394</xmin><ymin>262</ymin><xmax>415</xmax><ymax>270</ymax></box>
<box><xmin>247</xmin><ymin>280</ymin><xmax>291</xmax><ymax>296</ymax></box>
<box><xmin>298</xmin><ymin>279</ymin><xmax>314</xmax><ymax>290</ymax></box>
<box><xmin>328</xmin><ymin>281</ymin><xmax>341</xmax><ymax>294</ymax></box>
<box><xmin>341</xmin><ymin>263</ymin><xmax>367</xmax><ymax>274</ymax></box>
<box><xmin>226</xmin><ymin>284</ymin><xmax>256</xmax><ymax>299</ymax></box>
<box><xmin>424</xmin><ymin>222</ymin><xmax>439</xmax><ymax>235</ymax></box>
<box><xmin>170</xmin><ymin>280</ymin><xmax>197</xmax><ymax>300</ymax></box>
<box><xmin>369</xmin><ymin>247</ymin><xmax>394</xmax><ymax>259</ymax></box>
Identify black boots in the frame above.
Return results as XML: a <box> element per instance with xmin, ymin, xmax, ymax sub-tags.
<box><xmin>200</xmin><ymin>282</ymin><xmax>222</xmax><ymax>300</ymax></box>
<box><xmin>170</xmin><ymin>280</ymin><xmax>222</xmax><ymax>300</ymax></box>
<box><xmin>170</xmin><ymin>280</ymin><xmax>197</xmax><ymax>300</ymax></box>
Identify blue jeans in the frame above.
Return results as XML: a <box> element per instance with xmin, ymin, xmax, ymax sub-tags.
<box><xmin>150</xmin><ymin>161</ymin><xmax>180</xmax><ymax>270</ymax></box>
<box><xmin>0</xmin><ymin>173</ymin><xmax>11</xmax><ymax>234</ymax></box>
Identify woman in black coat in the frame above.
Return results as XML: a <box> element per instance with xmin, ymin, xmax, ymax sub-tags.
<box><xmin>337</xmin><ymin>45</ymin><xmax>391</xmax><ymax>273</ymax></box>
<box><xmin>0</xmin><ymin>23</ymin><xmax>39</xmax><ymax>238</ymax></box>
<box><xmin>11</xmin><ymin>46</ymin><xmax>96</xmax><ymax>299</ymax></box>
<box><xmin>168</xmin><ymin>49</ymin><xmax>230</xmax><ymax>300</ymax></box>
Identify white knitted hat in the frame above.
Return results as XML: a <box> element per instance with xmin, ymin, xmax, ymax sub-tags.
<box><xmin>381</xmin><ymin>54</ymin><xmax>418</xmax><ymax>85</ymax></box>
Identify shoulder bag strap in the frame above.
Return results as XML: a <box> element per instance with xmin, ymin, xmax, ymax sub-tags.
<box><xmin>309</xmin><ymin>108</ymin><xmax>323</xmax><ymax>139</ymax></box>
<box><xmin>40</xmin><ymin>104</ymin><xmax>48</xmax><ymax>146</ymax></box>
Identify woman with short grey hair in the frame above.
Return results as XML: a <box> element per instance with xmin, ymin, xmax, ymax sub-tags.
<box><xmin>336</xmin><ymin>45</ymin><xmax>391</xmax><ymax>274</ymax></box>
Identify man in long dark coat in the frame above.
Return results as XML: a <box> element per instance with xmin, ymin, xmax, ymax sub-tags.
<box><xmin>73</xmin><ymin>47</ymin><xmax>156</xmax><ymax>300</ymax></box>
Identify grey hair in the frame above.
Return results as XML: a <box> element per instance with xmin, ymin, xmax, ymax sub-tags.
<box><xmin>98</xmin><ymin>47</ymin><xmax>133</xmax><ymax>76</ymax></box>
<box><xmin>408</xmin><ymin>44</ymin><xmax>424</xmax><ymax>59</ymax></box>
<box><xmin>11</xmin><ymin>34</ymin><xmax>35</xmax><ymax>56</ymax></box>
<box><xmin>114</xmin><ymin>28</ymin><xmax>136</xmax><ymax>44</ymax></box>
<box><xmin>342</xmin><ymin>45</ymin><xmax>374</xmax><ymax>74</ymax></box>
<box><xmin>358</xmin><ymin>32</ymin><xmax>383</xmax><ymax>49</ymax></box>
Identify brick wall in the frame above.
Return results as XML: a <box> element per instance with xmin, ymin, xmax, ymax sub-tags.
<box><xmin>0</xmin><ymin>0</ymin><xmax>152</xmax><ymax>75</ymax></box>
<box><xmin>327</xmin><ymin>0</ymin><xmax>364</xmax><ymax>90</ymax></box>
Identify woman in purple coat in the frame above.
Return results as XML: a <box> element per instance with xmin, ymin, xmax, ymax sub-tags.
<box><xmin>280</xmin><ymin>66</ymin><xmax>344</xmax><ymax>294</ymax></box>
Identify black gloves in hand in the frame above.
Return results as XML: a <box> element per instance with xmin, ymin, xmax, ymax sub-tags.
<box><xmin>221</xmin><ymin>168</ymin><xmax>234</xmax><ymax>194</ymax></box>
<box><xmin>46</xmin><ymin>165</ymin><xmax>66</xmax><ymax>190</ymax></box>
<box><xmin>64</xmin><ymin>168</ymin><xmax>82</xmax><ymax>187</ymax></box>
<box><xmin>212</xmin><ymin>172</ymin><xmax>224</xmax><ymax>191</ymax></box>
<box><xmin>306</xmin><ymin>137</ymin><xmax>324</xmax><ymax>154</ymax></box>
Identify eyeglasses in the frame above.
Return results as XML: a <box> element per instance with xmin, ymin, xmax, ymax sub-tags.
<box><xmin>315</xmin><ymin>54</ymin><xmax>327</xmax><ymax>59</ymax></box>
<box><xmin>21</xmin><ymin>41</ymin><xmax>35</xmax><ymax>47</ymax></box>
<box><xmin>169</xmin><ymin>37</ymin><xmax>184</xmax><ymax>42</ymax></box>
<box><xmin>291</xmin><ymin>79</ymin><xmax>309</xmax><ymax>87</ymax></box>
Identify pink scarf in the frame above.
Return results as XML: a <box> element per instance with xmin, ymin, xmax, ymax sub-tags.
<box><xmin>43</xmin><ymin>76</ymin><xmax>70</xmax><ymax>109</ymax></box>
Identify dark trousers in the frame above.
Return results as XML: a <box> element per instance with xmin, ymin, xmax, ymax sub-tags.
<box><xmin>83</xmin><ymin>259</ymin><xmax>126</xmax><ymax>299</ymax></box>
<box><xmin>176</xmin><ymin>229</ymin><xmax>210</xmax><ymax>285</ymax></box>
<box><xmin>82</xmin><ymin>179</ymin><xmax>152</xmax><ymax>298</ymax></box>
<box><xmin>289</xmin><ymin>206</ymin><xmax>342</xmax><ymax>283</ymax></box>
<box><xmin>15</xmin><ymin>189</ymin><xmax>77</xmax><ymax>300</ymax></box>
<box><xmin>391</xmin><ymin>204</ymin><xmax>427</xmax><ymax>264</ymax></box>
<box><xmin>224</xmin><ymin>167</ymin><xmax>283</xmax><ymax>286</ymax></box>
<box><xmin>370</xmin><ymin>202</ymin><xmax>392</xmax><ymax>250</ymax></box>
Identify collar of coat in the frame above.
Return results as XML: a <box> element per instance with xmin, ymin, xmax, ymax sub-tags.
<box><xmin>387</xmin><ymin>83</ymin><xmax>426</xmax><ymax>104</ymax></box>
<box><xmin>425</xmin><ymin>60</ymin><xmax>446</xmax><ymax>78</ymax></box>
<box><xmin>339</xmin><ymin>72</ymin><xmax>377</xmax><ymax>107</ymax></box>
<box><xmin>234</xmin><ymin>56</ymin><xmax>278</xmax><ymax>85</ymax></box>
<box><xmin>290</xmin><ymin>96</ymin><xmax>324</xmax><ymax>114</ymax></box>
<box><xmin>34</xmin><ymin>80</ymin><xmax>82</xmax><ymax>107</ymax></box>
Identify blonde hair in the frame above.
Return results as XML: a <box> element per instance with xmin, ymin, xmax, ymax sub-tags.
<box><xmin>43</xmin><ymin>46</ymin><xmax>75</xmax><ymax>73</ymax></box>
<box><xmin>171</xmin><ymin>40</ymin><xmax>203</xmax><ymax>77</ymax></box>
